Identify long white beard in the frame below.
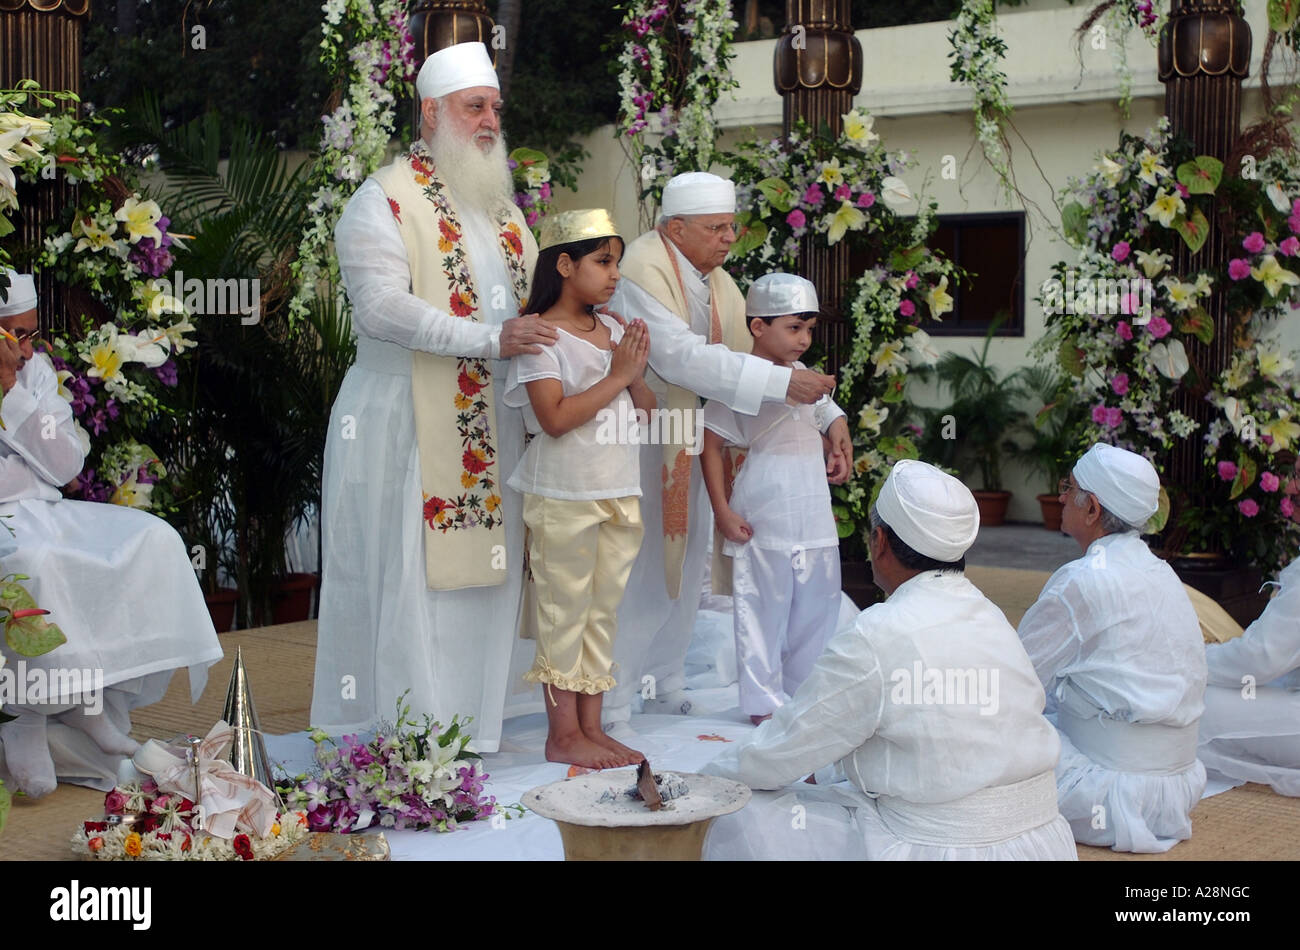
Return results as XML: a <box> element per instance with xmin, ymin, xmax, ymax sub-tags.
<box><xmin>427</xmin><ymin>126</ymin><xmax>513</xmax><ymax>212</ymax></box>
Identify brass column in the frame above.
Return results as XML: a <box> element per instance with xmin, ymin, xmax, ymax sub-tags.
<box><xmin>775</xmin><ymin>0</ymin><xmax>861</xmax><ymax>374</ymax></box>
<box><xmin>1</xmin><ymin>0</ymin><xmax>89</xmax><ymax>332</ymax></box>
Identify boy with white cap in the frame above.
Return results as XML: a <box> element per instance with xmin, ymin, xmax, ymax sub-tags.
<box><xmin>700</xmin><ymin>273</ymin><xmax>847</xmax><ymax>724</ymax></box>
<box><xmin>704</xmin><ymin>459</ymin><xmax>1074</xmax><ymax>860</ymax></box>
<box><xmin>1019</xmin><ymin>442</ymin><xmax>1207</xmax><ymax>852</ymax></box>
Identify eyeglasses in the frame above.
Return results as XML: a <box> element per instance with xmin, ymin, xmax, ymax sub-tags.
<box><xmin>689</xmin><ymin>220</ymin><xmax>736</xmax><ymax>237</ymax></box>
<box><xmin>1057</xmin><ymin>477</ymin><xmax>1078</xmax><ymax>496</ymax></box>
<box><xmin>6</xmin><ymin>328</ymin><xmax>38</xmax><ymax>344</ymax></box>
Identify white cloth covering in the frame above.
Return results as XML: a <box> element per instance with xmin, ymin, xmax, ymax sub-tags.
<box><xmin>1199</xmin><ymin>556</ymin><xmax>1300</xmax><ymax>796</ymax></box>
<box><xmin>0</xmin><ymin>356</ymin><xmax>222</xmax><ymax>794</ymax></box>
<box><xmin>875</xmin><ymin>459</ymin><xmax>979</xmax><ymax>563</ymax></box>
<box><xmin>701</xmin><ymin>372</ymin><xmax>843</xmax><ymax>555</ymax></box>
<box><xmin>0</xmin><ymin>270</ymin><xmax>36</xmax><ymax>316</ymax></box>
<box><xmin>703</xmin><ymin>570</ymin><xmax>1075</xmax><ymax>859</ymax></box>
<box><xmin>731</xmin><ymin>544</ymin><xmax>839</xmax><ymax>717</ymax></box>
<box><xmin>745</xmin><ymin>272</ymin><xmax>818</xmax><ymax>317</ymax></box>
<box><xmin>311</xmin><ymin>178</ymin><xmax>542</xmax><ymax>750</ymax></box>
<box><xmin>1073</xmin><ymin>442</ymin><xmax>1159</xmax><ymax>527</ymax></box>
<box><xmin>660</xmin><ymin>172</ymin><xmax>735</xmax><ymax>217</ymax></box>
<box><xmin>1018</xmin><ymin>531</ymin><xmax>1207</xmax><ymax>852</ymax></box>
<box><xmin>600</xmin><ymin>263</ymin><xmax>794</xmax><ymax>724</ymax></box>
<box><xmin>503</xmin><ymin>313</ymin><xmax>640</xmax><ymax>500</ymax></box>
<box><xmin>416</xmin><ymin>42</ymin><xmax>498</xmax><ymax>102</ymax></box>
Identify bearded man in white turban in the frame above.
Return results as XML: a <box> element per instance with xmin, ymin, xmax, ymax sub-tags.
<box><xmin>601</xmin><ymin>172</ymin><xmax>848</xmax><ymax>733</ymax></box>
<box><xmin>1019</xmin><ymin>442</ymin><xmax>1207</xmax><ymax>853</ymax></box>
<box><xmin>310</xmin><ymin>42</ymin><xmax>558</xmax><ymax>748</ymax></box>
<box><xmin>704</xmin><ymin>460</ymin><xmax>1075</xmax><ymax>860</ymax></box>
<box><xmin>0</xmin><ymin>271</ymin><xmax>222</xmax><ymax>798</ymax></box>
<box><xmin>1199</xmin><ymin>550</ymin><xmax>1300</xmax><ymax>796</ymax></box>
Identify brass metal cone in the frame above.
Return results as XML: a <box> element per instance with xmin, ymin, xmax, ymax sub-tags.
<box><xmin>221</xmin><ymin>645</ymin><xmax>278</xmax><ymax>797</ymax></box>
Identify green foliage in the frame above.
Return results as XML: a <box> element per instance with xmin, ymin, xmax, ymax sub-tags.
<box><xmin>1005</xmin><ymin>364</ymin><xmax>1089</xmax><ymax>494</ymax></box>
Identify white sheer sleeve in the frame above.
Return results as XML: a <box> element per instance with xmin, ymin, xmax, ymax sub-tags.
<box><xmin>335</xmin><ymin>179</ymin><xmax>500</xmax><ymax>359</ymax></box>
<box><xmin>703</xmin><ymin>616</ymin><xmax>885</xmax><ymax>790</ymax></box>
<box><xmin>0</xmin><ymin>355</ymin><xmax>85</xmax><ymax>501</ymax></box>
<box><xmin>1206</xmin><ymin>580</ymin><xmax>1300</xmax><ymax>688</ymax></box>
<box><xmin>1017</xmin><ymin>582</ymin><xmax>1083</xmax><ymax>694</ymax></box>
<box><xmin>609</xmin><ymin>279</ymin><xmax>792</xmax><ymax>415</ymax></box>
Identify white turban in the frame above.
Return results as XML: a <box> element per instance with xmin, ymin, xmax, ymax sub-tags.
<box><xmin>416</xmin><ymin>42</ymin><xmax>499</xmax><ymax>102</ymax></box>
<box><xmin>875</xmin><ymin>459</ymin><xmax>979</xmax><ymax>563</ymax></box>
<box><xmin>746</xmin><ymin>273</ymin><xmax>819</xmax><ymax>317</ymax></box>
<box><xmin>0</xmin><ymin>270</ymin><xmax>36</xmax><ymax>317</ymax></box>
<box><xmin>661</xmin><ymin>172</ymin><xmax>735</xmax><ymax>217</ymax></box>
<box><xmin>1073</xmin><ymin>442</ymin><xmax>1159</xmax><ymax>527</ymax></box>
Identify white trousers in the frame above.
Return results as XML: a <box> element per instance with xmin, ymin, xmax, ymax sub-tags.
<box><xmin>732</xmin><ymin>544</ymin><xmax>840</xmax><ymax>717</ymax></box>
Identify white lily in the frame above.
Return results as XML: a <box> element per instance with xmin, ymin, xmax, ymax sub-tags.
<box><xmin>1251</xmin><ymin>254</ymin><xmax>1300</xmax><ymax>297</ymax></box>
<box><xmin>819</xmin><ymin>158</ymin><xmax>845</xmax><ymax>187</ymax></box>
<box><xmin>1161</xmin><ymin>277</ymin><xmax>1197</xmax><ymax>311</ymax></box>
<box><xmin>119</xmin><ymin>329</ymin><xmax>171</xmax><ymax>368</ymax></box>
<box><xmin>925</xmin><ymin>275</ymin><xmax>954</xmax><ymax>318</ymax></box>
<box><xmin>825</xmin><ymin>199</ymin><xmax>866</xmax><ymax>244</ymax></box>
<box><xmin>871</xmin><ymin>340</ymin><xmax>909</xmax><ymax>377</ymax></box>
<box><xmin>905</xmin><ymin>328</ymin><xmax>941</xmax><ymax>366</ymax></box>
<box><xmin>1095</xmin><ymin>155</ymin><xmax>1125</xmax><ymax>187</ymax></box>
<box><xmin>1134</xmin><ymin>249</ymin><xmax>1171</xmax><ymax>279</ymax></box>
<box><xmin>1259</xmin><ymin>348</ymin><xmax>1296</xmax><ymax>379</ymax></box>
<box><xmin>1266</xmin><ymin>181</ymin><xmax>1291</xmax><ymax>214</ymax></box>
<box><xmin>1192</xmin><ymin>272</ymin><xmax>1213</xmax><ymax>296</ymax></box>
<box><xmin>114</xmin><ymin>196</ymin><xmax>163</xmax><ymax>245</ymax></box>
<box><xmin>842</xmin><ymin>110</ymin><xmax>879</xmax><ymax>149</ymax></box>
<box><xmin>1144</xmin><ymin>189</ymin><xmax>1185</xmax><ymax>227</ymax></box>
<box><xmin>1136</xmin><ymin>149</ymin><xmax>1171</xmax><ymax>188</ymax></box>
<box><xmin>110</xmin><ymin>475</ymin><xmax>154</xmax><ymax>510</ymax></box>
<box><xmin>858</xmin><ymin>401</ymin><xmax>888</xmax><ymax>435</ymax></box>
<box><xmin>164</xmin><ymin>318</ymin><xmax>197</xmax><ymax>353</ymax></box>
<box><xmin>1261</xmin><ymin>410</ymin><xmax>1300</xmax><ymax>453</ymax></box>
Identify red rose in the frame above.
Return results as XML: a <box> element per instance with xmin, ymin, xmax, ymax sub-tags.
<box><xmin>233</xmin><ymin>834</ymin><xmax>254</xmax><ymax>860</ymax></box>
<box><xmin>387</xmin><ymin>198</ymin><xmax>402</xmax><ymax>224</ymax></box>
<box><xmin>137</xmin><ymin>813</ymin><xmax>161</xmax><ymax>833</ymax></box>
<box><xmin>104</xmin><ymin>789</ymin><xmax>128</xmax><ymax>814</ymax></box>
<box><xmin>462</xmin><ymin>449</ymin><xmax>488</xmax><ymax>475</ymax></box>
<box><xmin>457</xmin><ymin>368</ymin><xmax>484</xmax><ymax>397</ymax></box>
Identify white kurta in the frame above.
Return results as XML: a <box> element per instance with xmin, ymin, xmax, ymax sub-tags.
<box><xmin>0</xmin><ymin>355</ymin><xmax>222</xmax><ymax>791</ymax></box>
<box><xmin>601</xmin><ymin>253</ymin><xmax>791</xmax><ymax>723</ymax></box>
<box><xmin>1018</xmin><ymin>531</ymin><xmax>1208</xmax><ymax>852</ymax></box>
<box><xmin>1200</xmin><ymin>556</ymin><xmax>1300</xmax><ymax>796</ymax></box>
<box><xmin>311</xmin><ymin>179</ymin><xmax>539</xmax><ymax>751</ymax></box>
<box><xmin>704</xmin><ymin>571</ymin><xmax>1076</xmax><ymax>860</ymax></box>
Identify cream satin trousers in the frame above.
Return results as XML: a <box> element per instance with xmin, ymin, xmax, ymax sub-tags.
<box><xmin>522</xmin><ymin>494</ymin><xmax>643</xmax><ymax>695</ymax></box>
<box><xmin>732</xmin><ymin>543</ymin><xmax>841</xmax><ymax>717</ymax></box>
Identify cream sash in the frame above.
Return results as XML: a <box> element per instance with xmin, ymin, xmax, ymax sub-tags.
<box><xmin>1058</xmin><ymin>709</ymin><xmax>1200</xmax><ymax>775</ymax></box>
<box><xmin>371</xmin><ymin>142</ymin><xmax>537</xmax><ymax>590</ymax></box>
<box><xmin>875</xmin><ymin>770</ymin><xmax>1062</xmax><ymax>847</ymax></box>
<box><xmin>617</xmin><ymin>229</ymin><xmax>749</xmax><ymax>597</ymax></box>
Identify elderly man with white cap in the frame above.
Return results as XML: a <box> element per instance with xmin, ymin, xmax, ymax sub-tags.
<box><xmin>703</xmin><ymin>460</ymin><xmax>1075</xmax><ymax>860</ymax></box>
<box><xmin>0</xmin><ymin>271</ymin><xmax>221</xmax><ymax>798</ymax></box>
<box><xmin>312</xmin><ymin>42</ymin><xmax>555</xmax><ymax>748</ymax></box>
<box><xmin>1018</xmin><ymin>442</ymin><xmax>1207</xmax><ymax>853</ymax></box>
<box><xmin>602</xmin><ymin>173</ymin><xmax>848</xmax><ymax>732</ymax></box>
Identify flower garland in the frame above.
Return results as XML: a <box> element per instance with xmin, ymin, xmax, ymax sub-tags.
<box><xmin>615</xmin><ymin>0</ymin><xmax>738</xmax><ymax>225</ymax></box>
<box><xmin>1040</xmin><ymin>120</ymin><xmax>1300</xmax><ymax>574</ymax></box>
<box><xmin>290</xmin><ymin>0</ymin><xmax>417</xmax><ymax>326</ymax></box>
<box><xmin>72</xmin><ymin>780</ymin><xmax>308</xmax><ymax>861</ymax></box>
<box><xmin>948</xmin><ymin>0</ymin><xmax>1013</xmax><ymax>200</ymax></box>
<box><xmin>278</xmin><ymin>692</ymin><xmax>507</xmax><ymax>833</ymax></box>
<box><xmin>724</xmin><ymin>110</ymin><xmax>960</xmax><ymax>557</ymax></box>
<box><xmin>9</xmin><ymin>109</ymin><xmax>196</xmax><ymax>512</ymax></box>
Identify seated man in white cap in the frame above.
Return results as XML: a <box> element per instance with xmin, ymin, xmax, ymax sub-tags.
<box><xmin>604</xmin><ymin>172</ymin><xmax>848</xmax><ymax>733</ymax></box>
<box><xmin>0</xmin><ymin>271</ymin><xmax>222</xmax><ymax>798</ymax></box>
<box><xmin>704</xmin><ymin>460</ymin><xmax>1075</xmax><ymax>861</ymax></box>
<box><xmin>701</xmin><ymin>274</ymin><xmax>847</xmax><ymax>725</ymax></box>
<box><xmin>1198</xmin><ymin>550</ymin><xmax>1300</xmax><ymax>796</ymax></box>
<box><xmin>1018</xmin><ymin>442</ymin><xmax>1207</xmax><ymax>853</ymax></box>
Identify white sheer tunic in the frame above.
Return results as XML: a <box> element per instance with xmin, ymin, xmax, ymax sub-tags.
<box><xmin>703</xmin><ymin>571</ymin><xmax>1075</xmax><ymax>860</ymax></box>
<box><xmin>0</xmin><ymin>355</ymin><xmax>222</xmax><ymax>791</ymax></box>
<box><xmin>1018</xmin><ymin>531</ymin><xmax>1208</xmax><ymax>852</ymax></box>
<box><xmin>1199</xmin><ymin>556</ymin><xmax>1300</xmax><ymax>796</ymax></box>
<box><xmin>503</xmin><ymin>313</ymin><xmax>640</xmax><ymax>500</ymax></box>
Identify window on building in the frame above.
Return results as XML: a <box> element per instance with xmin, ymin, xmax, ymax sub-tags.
<box><xmin>923</xmin><ymin>212</ymin><xmax>1026</xmax><ymax>337</ymax></box>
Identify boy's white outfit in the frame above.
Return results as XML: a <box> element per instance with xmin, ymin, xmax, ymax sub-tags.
<box><xmin>703</xmin><ymin>363</ymin><xmax>844</xmax><ymax>717</ymax></box>
<box><xmin>504</xmin><ymin>312</ymin><xmax>643</xmax><ymax>693</ymax></box>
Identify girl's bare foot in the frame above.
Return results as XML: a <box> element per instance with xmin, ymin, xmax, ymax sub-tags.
<box><xmin>545</xmin><ymin>731</ymin><xmax>624</xmax><ymax>770</ymax></box>
<box><xmin>750</xmin><ymin>713</ymin><xmax>772</xmax><ymax>726</ymax></box>
<box><xmin>583</xmin><ymin>726</ymin><xmax>645</xmax><ymax>765</ymax></box>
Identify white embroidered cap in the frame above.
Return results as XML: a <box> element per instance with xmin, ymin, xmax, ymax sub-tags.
<box><xmin>746</xmin><ymin>273</ymin><xmax>819</xmax><ymax>317</ymax></box>
<box><xmin>416</xmin><ymin>42</ymin><xmax>499</xmax><ymax>102</ymax></box>
<box><xmin>661</xmin><ymin>172</ymin><xmax>736</xmax><ymax>217</ymax></box>
<box><xmin>0</xmin><ymin>270</ymin><xmax>37</xmax><ymax>317</ymax></box>
<box><xmin>876</xmin><ymin>459</ymin><xmax>980</xmax><ymax>563</ymax></box>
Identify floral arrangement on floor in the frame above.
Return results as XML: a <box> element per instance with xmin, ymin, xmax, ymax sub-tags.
<box><xmin>71</xmin><ymin>780</ymin><xmax>308</xmax><ymax>861</ymax></box>
<box><xmin>1038</xmin><ymin>118</ymin><xmax>1300</xmax><ymax>573</ymax></box>
<box><xmin>290</xmin><ymin>0</ymin><xmax>416</xmax><ymax>326</ymax></box>
<box><xmin>8</xmin><ymin>106</ymin><xmax>196</xmax><ymax>513</ymax></box>
<box><xmin>724</xmin><ymin>109</ymin><xmax>960</xmax><ymax>558</ymax></box>
<box><xmin>277</xmin><ymin>692</ymin><xmax>507</xmax><ymax>833</ymax></box>
<box><xmin>613</xmin><ymin>0</ymin><xmax>738</xmax><ymax>227</ymax></box>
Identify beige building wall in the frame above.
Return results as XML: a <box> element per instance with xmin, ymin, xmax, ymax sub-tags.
<box><xmin>557</xmin><ymin>0</ymin><xmax>1299</xmax><ymax>522</ymax></box>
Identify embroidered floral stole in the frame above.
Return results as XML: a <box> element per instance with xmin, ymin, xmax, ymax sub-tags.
<box><xmin>371</xmin><ymin>141</ymin><xmax>535</xmax><ymax>590</ymax></box>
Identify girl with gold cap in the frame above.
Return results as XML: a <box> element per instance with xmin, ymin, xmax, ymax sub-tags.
<box><xmin>502</xmin><ymin>210</ymin><xmax>655</xmax><ymax>769</ymax></box>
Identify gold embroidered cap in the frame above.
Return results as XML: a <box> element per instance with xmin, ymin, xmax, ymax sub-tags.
<box><xmin>538</xmin><ymin>209</ymin><xmax>620</xmax><ymax>252</ymax></box>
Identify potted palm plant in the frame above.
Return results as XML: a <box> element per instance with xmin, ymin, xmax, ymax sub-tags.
<box><xmin>916</xmin><ymin>319</ymin><xmax>1028</xmax><ymax>526</ymax></box>
<box><xmin>1007</xmin><ymin>365</ymin><xmax>1088</xmax><ymax>531</ymax></box>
